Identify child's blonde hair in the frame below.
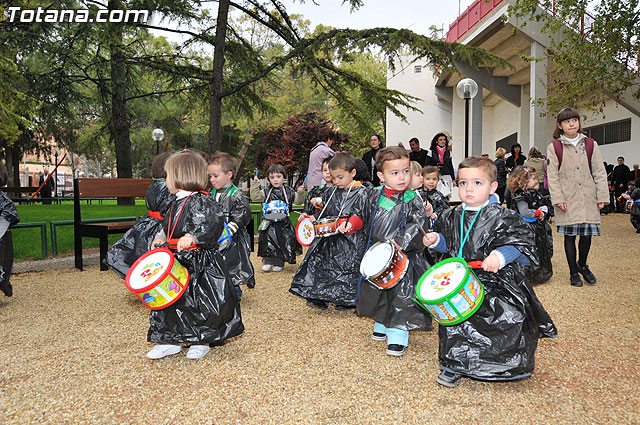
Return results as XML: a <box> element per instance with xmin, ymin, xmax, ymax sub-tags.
<box><xmin>410</xmin><ymin>161</ymin><xmax>422</xmax><ymax>176</ymax></box>
<box><xmin>165</xmin><ymin>151</ymin><xmax>209</xmax><ymax>192</ymax></box>
<box><xmin>495</xmin><ymin>147</ymin><xmax>506</xmax><ymax>159</ymax></box>
<box><xmin>507</xmin><ymin>166</ymin><xmax>536</xmax><ymax>193</ymax></box>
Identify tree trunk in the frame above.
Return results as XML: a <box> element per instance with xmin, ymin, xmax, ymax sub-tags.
<box><xmin>208</xmin><ymin>0</ymin><xmax>230</xmax><ymax>154</ymax></box>
<box><xmin>10</xmin><ymin>144</ymin><xmax>20</xmax><ymax>187</ymax></box>
<box><xmin>109</xmin><ymin>0</ymin><xmax>134</xmax><ymax>205</ymax></box>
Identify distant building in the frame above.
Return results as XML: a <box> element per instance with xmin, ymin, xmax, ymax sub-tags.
<box><xmin>387</xmin><ymin>0</ymin><xmax>639</xmax><ymax>166</ymax></box>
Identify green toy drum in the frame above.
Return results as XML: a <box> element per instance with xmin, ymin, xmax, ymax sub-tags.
<box><xmin>414</xmin><ymin>257</ymin><xmax>485</xmax><ymax>326</ymax></box>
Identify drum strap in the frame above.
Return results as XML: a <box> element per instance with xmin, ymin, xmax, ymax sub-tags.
<box><xmin>265</xmin><ymin>187</ymin><xmax>289</xmax><ymax>206</ymax></box>
<box><xmin>458</xmin><ymin>205</ymin><xmax>484</xmax><ymax>258</ymax></box>
<box><xmin>167</xmin><ymin>193</ymin><xmax>195</xmax><ymax>242</ymax></box>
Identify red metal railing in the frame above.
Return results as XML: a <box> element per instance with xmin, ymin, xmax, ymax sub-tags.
<box><xmin>445</xmin><ymin>0</ymin><xmax>506</xmax><ymax>43</ymax></box>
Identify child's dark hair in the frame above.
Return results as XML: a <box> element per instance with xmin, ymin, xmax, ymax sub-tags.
<box><xmin>429</xmin><ymin>132</ymin><xmax>449</xmax><ymax>152</ymax></box>
<box><xmin>208</xmin><ymin>152</ymin><xmax>237</xmax><ymax>175</ymax></box>
<box><xmin>507</xmin><ymin>166</ymin><xmax>536</xmax><ymax>193</ymax></box>
<box><xmin>553</xmin><ymin>107</ymin><xmax>583</xmax><ymax>139</ymax></box>
<box><xmin>354</xmin><ymin>158</ymin><xmax>370</xmax><ymax>182</ymax></box>
<box><xmin>329</xmin><ymin>152</ymin><xmax>356</xmax><ymax>172</ymax></box>
<box><xmin>267</xmin><ymin>164</ymin><xmax>287</xmax><ymax>179</ymax></box>
<box><xmin>151</xmin><ymin>152</ymin><xmax>172</xmax><ymax>179</ymax></box>
<box><xmin>322</xmin><ymin>156</ymin><xmax>333</xmax><ymax>167</ymax></box>
<box><xmin>375</xmin><ymin>146</ymin><xmax>409</xmax><ymax>172</ymax></box>
<box><xmin>318</xmin><ymin>127</ymin><xmax>334</xmax><ymax>142</ymax></box>
<box><xmin>422</xmin><ymin>165</ymin><xmax>439</xmax><ymax>177</ymax></box>
<box><xmin>458</xmin><ymin>156</ymin><xmax>497</xmax><ymax>182</ymax></box>
<box><xmin>0</xmin><ymin>162</ymin><xmax>8</xmax><ymax>187</ymax></box>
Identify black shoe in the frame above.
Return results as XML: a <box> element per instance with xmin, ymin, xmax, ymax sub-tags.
<box><xmin>435</xmin><ymin>370</ymin><xmax>461</xmax><ymax>388</ymax></box>
<box><xmin>578</xmin><ymin>265</ymin><xmax>597</xmax><ymax>284</ymax></box>
<box><xmin>306</xmin><ymin>300</ymin><xmax>328</xmax><ymax>309</ymax></box>
<box><xmin>636</xmin><ymin>229</ymin><xmax>640</xmax><ymax>233</ymax></box>
<box><xmin>0</xmin><ymin>281</ymin><xmax>12</xmax><ymax>297</ymax></box>
<box><xmin>570</xmin><ymin>273</ymin><xmax>583</xmax><ymax>287</ymax></box>
<box><xmin>386</xmin><ymin>344</ymin><xmax>406</xmax><ymax>357</ymax></box>
<box><xmin>371</xmin><ymin>332</ymin><xmax>386</xmax><ymax>341</ymax></box>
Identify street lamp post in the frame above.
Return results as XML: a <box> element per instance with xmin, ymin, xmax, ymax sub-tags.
<box><xmin>152</xmin><ymin>128</ymin><xmax>165</xmax><ymax>155</ymax></box>
<box><xmin>54</xmin><ymin>149</ymin><xmax>59</xmax><ymax>198</ymax></box>
<box><xmin>456</xmin><ymin>78</ymin><xmax>479</xmax><ymax>159</ymax></box>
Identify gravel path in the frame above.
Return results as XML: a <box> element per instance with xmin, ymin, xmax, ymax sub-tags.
<box><xmin>1</xmin><ymin>214</ymin><xmax>638</xmax><ymax>424</ymax></box>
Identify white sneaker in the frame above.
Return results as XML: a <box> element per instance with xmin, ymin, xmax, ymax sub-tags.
<box><xmin>272</xmin><ymin>266</ymin><xmax>283</xmax><ymax>272</ymax></box>
<box><xmin>146</xmin><ymin>344</ymin><xmax>181</xmax><ymax>359</ymax></box>
<box><xmin>186</xmin><ymin>345</ymin><xmax>211</xmax><ymax>359</ymax></box>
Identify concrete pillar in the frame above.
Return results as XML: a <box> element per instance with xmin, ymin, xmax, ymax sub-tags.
<box><xmin>529</xmin><ymin>41</ymin><xmax>547</xmax><ymax>151</ymax></box>
<box><xmin>520</xmin><ymin>85</ymin><xmax>530</xmax><ymax>148</ymax></box>
<box><xmin>471</xmin><ymin>89</ymin><xmax>483</xmax><ymax>156</ymax></box>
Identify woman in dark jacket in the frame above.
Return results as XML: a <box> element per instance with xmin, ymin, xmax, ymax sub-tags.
<box><xmin>494</xmin><ymin>147</ymin><xmax>507</xmax><ymax>204</ymax></box>
<box><xmin>362</xmin><ymin>134</ymin><xmax>384</xmax><ymax>187</ymax></box>
<box><xmin>427</xmin><ymin>133</ymin><xmax>455</xmax><ymax>196</ymax></box>
<box><xmin>505</xmin><ymin>143</ymin><xmax>526</xmax><ymax>172</ymax></box>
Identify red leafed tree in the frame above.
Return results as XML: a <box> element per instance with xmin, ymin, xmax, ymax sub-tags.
<box><xmin>256</xmin><ymin>111</ymin><xmax>347</xmax><ymax>183</ymax></box>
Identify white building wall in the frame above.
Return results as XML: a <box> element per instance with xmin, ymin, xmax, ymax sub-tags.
<box><xmin>386</xmin><ymin>57</ymin><xmax>452</xmax><ymax>151</ymax></box>
<box><xmin>581</xmin><ymin>102</ymin><xmax>639</xmax><ymax>165</ymax></box>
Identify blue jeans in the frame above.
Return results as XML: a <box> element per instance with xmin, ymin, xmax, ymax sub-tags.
<box><xmin>374</xmin><ymin>322</ymin><xmax>409</xmax><ymax>346</ymax></box>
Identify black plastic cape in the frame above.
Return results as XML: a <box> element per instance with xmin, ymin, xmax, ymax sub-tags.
<box><xmin>256</xmin><ymin>184</ymin><xmax>299</xmax><ymax>263</ymax></box>
<box><xmin>631</xmin><ymin>188</ymin><xmax>640</xmax><ymax>230</ymax></box>
<box><xmin>510</xmin><ymin>188</ymin><xmax>554</xmax><ymax>284</ymax></box>
<box><xmin>290</xmin><ymin>183</ymin><xmax>370</xmax><ymax>306</ymax></box>
<box><xmin>356</xmin><ymin>188</ymin><xmax>433</xmax><ymax>331</ymax></box>
<box><xmin>105</xmin><ymin>179</ymin><xmax>175</xmax><ymax>279</ymax></box>
<box><xmin>211</xmin><ymin>185</ymin><xmax>255</xmax><ymax>288</ymax></box>
<box><xmin>0</xmin><ymin>191</ymin><xmax>19</xmax><ymax>296</ymax></box>
<box><xmin>416</xmin><ymin>188</ymin><xmax>450</xmax><ymax>219</ymax></box>
<box><xmin>148</xmin><ymin>192</ymin><xmax>243</xmax><ymax>345</ymax></box>
<box><xmin>302</xmin><ymin>184</ymin><xmax>326</xmax><ymax>216</ymax></box>
<box><xmin>433</xmin><ymin>203</ymin><xmax>557</xmax><ymax>380</ymax></box>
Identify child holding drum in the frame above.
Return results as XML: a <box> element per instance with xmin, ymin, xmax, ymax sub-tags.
<box><xmin>417</xmin><ymin>166</ymin><xmax>450</xmax><ymax>222</ymax></box>
<box><xmin>290</xmin><ymin>152</ymin><xmax>369</xmax><ymax>310</ymax></box>
<box><xmin>146</xmin><ymin>151</ymin><xmax>243</xmax><ymax>360</ymax></box>
<box><xmin>303</xmin><ymin>156</ymin><xmax>333</xmax><ymax>216</ymax></box>
<box><xmin>356</xmin><ymin>146</ymin><xmax>432</xmax><ymax>357</ymax></box>
<box><xmin>207</xmin><ymin>152</ymin><xmax>255</xmax><ymax>293</ymax></box>
<box><xmin>106</xmin><ymin>152</ymin><xmax>175</xmax><ymax>279</ymax></box>
<box><xmin>250</xmin><ymin>164</ymin><xmax>305</xmax><ymax>272</ymax></box>
<box><xmin>422</xmin><ymin>156</ymin><xmax>557</xmax><ymax>387</ymax></box>
<box><xmin>507</xmin><ymin>166</ymin><xmax>554</xmax><ymax>284</ymax></box>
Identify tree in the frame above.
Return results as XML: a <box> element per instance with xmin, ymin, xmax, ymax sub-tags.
<box><xmin>509</xmin><ymin>0</ymin><xmax>640</xmax><ymax>115</ymax></box>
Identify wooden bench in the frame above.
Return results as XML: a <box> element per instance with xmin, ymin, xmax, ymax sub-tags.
<box><xmin>74</xmin><ymin>178</ymin><xmax>152</xmax><ymax>271</ymax></box>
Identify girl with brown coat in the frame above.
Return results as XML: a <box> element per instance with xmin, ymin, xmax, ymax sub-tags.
<box><xmin>546</xmin><ymin>108</ymin><xmax>609</xmax><ymax>287</ymax></box>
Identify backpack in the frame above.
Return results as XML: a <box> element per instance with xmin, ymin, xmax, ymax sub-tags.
<box><xmin>552</xmin><ymin>137</ymin><xmax>594</xmax><ymax>174</ymax></box>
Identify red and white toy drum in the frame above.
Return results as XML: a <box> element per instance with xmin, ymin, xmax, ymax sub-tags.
<box><xmin>359</xmin><ymin>241</ymin><xmax>409</xmax><ymax>290</ymax></box>
<box><xmin>296</xmin><ymin>216</ymin><xmax>316</xmax><ymax>246</ymax></box>
<box><xmin>313</xmin><ymin>217</ymin><xmax>341</xmax><ymax>238</ymax></box>
<box><xmin>125</xmin><ymin>248</ymin><xmax>190</xmax><ymax>310</ymax></box>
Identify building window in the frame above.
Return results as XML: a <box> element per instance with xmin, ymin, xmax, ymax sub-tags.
<box><xmin>414</xmin><ymin>65</ymin><xmax>422</xmax><ymax>73</ymax></box>
<box><xmin>584</xmin><ymin>118</ymin><xmax>631</xmax><ymax>145</ymax></box>
<box><xmin>495</xmin><ymin>132</ymin><xmax>518</xmax><ymax>152</ymax></box>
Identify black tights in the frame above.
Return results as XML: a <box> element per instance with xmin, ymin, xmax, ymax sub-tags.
<box><xmin>564</xmin><ymin>235</ymin><xmax>592</xmax><ymax>274</ymax></box>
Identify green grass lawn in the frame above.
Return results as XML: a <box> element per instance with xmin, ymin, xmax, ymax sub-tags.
<box><xmin>13</xmin><ymin>200</ymin><xmax>303</xmax><ymax>261</ymax></box>
<box><xmin>14</xmin><ymin>200</ymin><xmax>148</xmax><ymax>260</ymax></box>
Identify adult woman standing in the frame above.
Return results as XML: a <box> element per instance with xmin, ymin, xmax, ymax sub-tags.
<box><xmin>494</xmin><ymin>147</ymin><xmax>507</xmax><ymax>204</ymax></box>
<box><xmin>546</xmin><ymin>107</ymin><xmax>609</xmax><ymax>287</ymax></box>
<box><xmin>427</xmin><ymin>133</ymin><xmax>455</xmax><ymax>196</ymax></box>
<box><xmin>524</xmin><ymin>146</ymin><xmax>548</xmax><ymax>196</ymax></box>
<box><xmin>362</xmin><ymin>134</ymin><xmax>384</xmax><ymax>187</ymax></box>
<box><xmin>505</xmin><ymin>143</ymin><xmax>526</xmax><ymax>172</ymax></box>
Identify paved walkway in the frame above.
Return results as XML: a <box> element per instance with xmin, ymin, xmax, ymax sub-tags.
<box><xmin>1</xmin><ymin>214</ymin><xmax>638</xmax><ymax>424</ymax></box>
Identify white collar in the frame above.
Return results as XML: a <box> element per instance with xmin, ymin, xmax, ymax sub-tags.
<box><xmin>462</xmin><ymin>200</ymin><xmax>490</xmax><ymax>211</ymax></box>
<box><xmin>176</xmin><ymin>190</ymin><xmax>195</xmax><ymax>200</ymax></box>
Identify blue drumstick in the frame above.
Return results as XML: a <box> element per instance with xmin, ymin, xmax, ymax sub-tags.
<box><xmin>302</xmin><ymin>172</ymin><xmax>309</xmax><ymax>187</ymax></box>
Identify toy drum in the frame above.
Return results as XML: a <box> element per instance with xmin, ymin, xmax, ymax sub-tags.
<box><xmin>125</xmin><ymin>248</ymin><xmax>190</xmax><ymax>310</ymax></box>
<box><xmin>313</xmin><ymin>217</ymin><xmax>340</xmax><ymax>237</ymax></box>
<box><xmin>262</xmin><ymin>200</ymin><xmax>289</xmax><ymax>222</ymax></box>
<box><xmin>414</xmin><ymin>257</ymin><xmax>485</xmax><ymax>326</ymax></box>
<box><xmin>359</xmin><ymin>241</ymin><xmax>408</xmax><ymax>290</ymax></box>
<box><xmin>296</xmin><ymin>216</ymin><xmax>315</xmax><ymax>246</ymax></box>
